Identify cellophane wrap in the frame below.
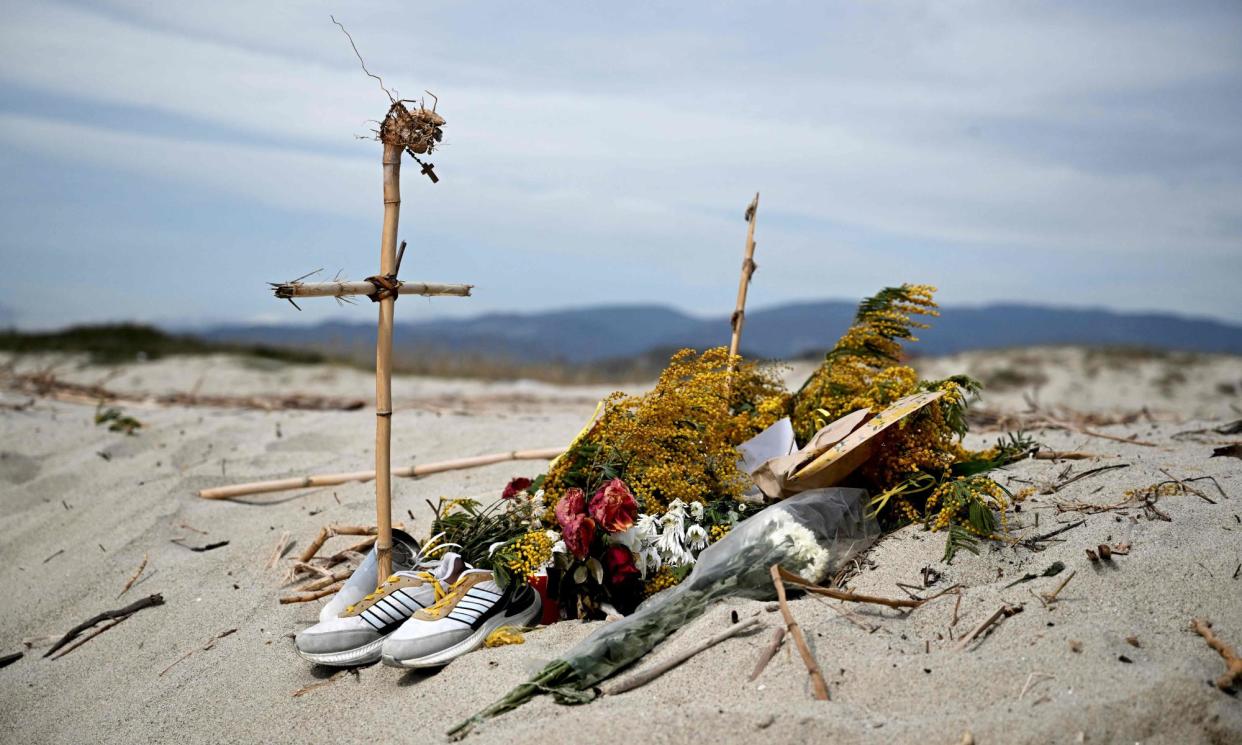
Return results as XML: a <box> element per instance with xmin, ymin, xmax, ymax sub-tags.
<box><xmin>563</xmin><ymin>487</ymin><xmax>878</xmax><ymax>687</ymax></box>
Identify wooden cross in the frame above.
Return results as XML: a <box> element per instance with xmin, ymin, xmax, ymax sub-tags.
<box><xmin>272</xmin><ymin>107</ymin><xmax>471</xmax><ymax>584</ymax></box>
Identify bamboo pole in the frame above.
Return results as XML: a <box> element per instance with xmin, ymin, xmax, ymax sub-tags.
<box><xmin>196</xmin><ymin>447</ymin><xmax>563</xmax><ymax>500</ymax></box>
<box><xmin>273</xmin><ymin>280</ymin><xmax>472</xmax><ymax>299</ymax></box>
<box><xmin>728</xmin><ymin>192</ymin><xmax>760</xmax><ymax>360</ymax></box>
<box><xmin>374</xmin><ymin>141</ymin><xmax>403</xmax><ymax>582</ymax></box>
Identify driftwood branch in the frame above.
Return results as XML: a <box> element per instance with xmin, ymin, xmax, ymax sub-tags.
<box><xmin>44</xmin><ymin>594</ymin><xmax>164</xmax><ymax>658</ymax></box>
<box><xmin>280</xmin><ymin>581</ymin><xmax>345</xmax><ymax>605</ymax></box>
<box><xmin>770</xmin><ymin>564</ymin><xmax>829</xmax><ymax>700</ymax></box>
<box><xmin>1191</xmin><ymin>618</ymin><xmax>1242</xmax><ymax>691</ymax></box>
<box><xmin>603</xmin><ymin>617</ymin><xmax>762</xmax><ymax>695</ymax></box>
<box><xmin>198</xmin><ymin>447</ymin><xmax>564</xmax><ymax>500</ymax></box>
<box><xmin>49</xmin><ymin>616</ymin><xmax>130</xmax><ymax>660</ymax></box>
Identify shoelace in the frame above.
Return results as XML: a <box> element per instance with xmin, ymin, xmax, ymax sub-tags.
<box><xmin>420</xmin><ymin>575</ymin><xmax>475</xmax><ymax>619</ymax></box>
<box><xmin>346</xmin><ymin>570</ymin><xmax>443</xmax><ymax>614</ymax></box>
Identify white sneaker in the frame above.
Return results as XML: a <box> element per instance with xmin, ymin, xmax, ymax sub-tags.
<box><xmin>380</xmin><ymin>569</ymin><xmax>541</xmax><ymax>668</ymax></box>
<box><xmin>295</xmin><ymin>552</ymin><xmax>466</xmax><ymax>666</ymax></box>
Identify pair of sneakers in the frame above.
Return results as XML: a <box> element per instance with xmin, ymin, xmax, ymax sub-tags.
<box><xmin>295</xmin><ymin>534</ymin><xmax>541</xmax><ymax>669</ymax></box>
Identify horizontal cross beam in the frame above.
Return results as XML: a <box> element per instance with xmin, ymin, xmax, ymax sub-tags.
<box><xmin>272</xmin><ymin>280</ymin><xmax>473</xmax><ymax>300</ymax></box>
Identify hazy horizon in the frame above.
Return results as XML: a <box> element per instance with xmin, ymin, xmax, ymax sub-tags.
<box><xmin>3</xmin><ymin>1</ymin><xmax>1241</xmax><ymax>330</ymax></box>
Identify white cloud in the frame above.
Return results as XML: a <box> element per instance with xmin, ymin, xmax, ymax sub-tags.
<box><xmin>1</xmin><ymin>0</ymin><xmax>1240</xmax><ymax>325</ymax></box>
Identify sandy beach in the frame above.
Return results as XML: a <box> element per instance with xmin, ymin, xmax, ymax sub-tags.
<box><xmin>2</xmin><ymin>348</ymin><xmax>1240</xmax><ymax>744</ymax></box>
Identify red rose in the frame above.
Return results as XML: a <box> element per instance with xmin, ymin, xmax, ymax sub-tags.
<box><xmin>561</xmin><ymin>513</ymin><xmax>596</xmax><ymax>560</ymax></box>
<box><xmin>502</xmin><ymin>477</ymin><xmax>533</xmax><ymax>500</ymax></box>
<box><xmin>555</xmin><ymin>488</ymin><xmax>587</xmax><ymax>530</ymax></box>
<box><xmin>603</xmin><ymin>545</ymin><xmax>641</xmax><ymax>587</ymax></box>
<box><xmin>589</xmin><ymin>478</ymin><xmax>638</xmax><ymax>533</ymax></box>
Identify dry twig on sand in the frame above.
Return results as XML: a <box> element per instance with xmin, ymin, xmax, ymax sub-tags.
<box><xmin>1</xmin><ymin>370</ymin><xmax>366</xmax><ymax>412</ymax></box>
<box><xmin>266</xmin><ymin>532</ymin><xmax>293</xmax><ymax>569</ymax></box>
<box><xmin>956</xmin><ymin>604</ymin><xmax>1023</xmax><ymax>651</ymax></box>
<box><xmin>49</xmin><ymin>616</ymin><xmax>130</xmax><ymax>660</ymax></box>
<box><xmin>197</xmin><ymin>448</ymin><xmax>563</xmax><ymax>500</ymax></box>
<box><xmin>117</xmin><ymin>552</ymin><xmax>148</xmax><ymax>597</ymax></box>
<box><xmin>1190</xmin><ymin>618</ymin><xmax>1242</xmax><ymax>691</ymax></box>
<box><xmin>1033</xmin><ymin>451</ymin><xmax>1097</xmax><ymax>460</ymax></box>
<box><xmin>770</xmin><ymin>565</ymin><xmax>829</xmax><ymax>700</ymax></box>
<box><xmin>749</xmin><ymin>627</ymin><xmax>787</xmax><ymax>681</ymax></box>
<box><xmin>777</xmin><ymin>567</ymin><xmax>923</xmax><ymax>609</ymax></box>
<box><xmin>603</xmin><ymin>616</ymin><xmax>762</xmax><ymax>695</ymax></box>
<box><xmin>1037</xmin><ymin>570</ymin><xmax>1076</xmax><ymax>606</ymax></box>
<box><xmin>280</xmin><ymin>581</ymin><xmax>345</xmax><ymax>604</ymax></box>
<box><xmin>160</xmin><ymin>628</ymin><xmax>238</xmax><ymax>677</ymax></box>
<box><xmin>44</xmin><ymin>594</ymin><xmax>164</xmax><ymax>658</ymax></box>
<box><xmin>293</xmin><ymin>667</ymin><xmax>360</xmax><ymax>697</ymax></box>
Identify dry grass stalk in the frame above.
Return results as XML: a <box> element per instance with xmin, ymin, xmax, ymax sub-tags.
<box><xmin>728</xmin><ymin>193</ymin><xmax>760</xmax><ymax>363</ymax></box>
<box><xmin>749</xmin><ymin>626</ymin><xmax>786</xmax><ymax>681</ymax></box>
<box><xmin>1190</xmin><ymin>618</ymin><xmax>1242</xmax><ymax>691</ymax></box>
<box><xmin>1038</xmin><ymin>570</ymin><xmax>1076</xmax><ymax>606</ymax></box>
<box><xmin>117</xmin><ymin>552</ymin><xmax>148</xmax><ymax>597</ymax></box>
<box><xmin>280</xmin><ymin>581</ymin><xmax>345</xmax><ymax>605</ymax></box>
<box><xmin>603</xmin><ymin>616</ymin><xmax>762</xmax><ymax>695</ymax></box>
<box><xmin>770</xmin><ymin>565</ymin><xmax>829</xmax><ymax>700</ymax></box>
<box><xmin>956</xmin><ymin>604</ymin><xmax>1023</xmax><ymax>651</ymax></box>
<box><xmin>293</xmin><ymin>667</ymin><xmax>357</xmax><ymax>697</ymax></box>
<box><xmin>197</xmin><ymin>448</ymin><xmax>563</xmax><ymax>500</ymax></box>
<box><xmin>159</xmin><ymin>628</ymin><xmax>238</xmax><ymax>677</ymax></box>
<box><xmin>266</xmin><ymin>532</ymin><xmax>292</xmax><ymax>569</ymax></box>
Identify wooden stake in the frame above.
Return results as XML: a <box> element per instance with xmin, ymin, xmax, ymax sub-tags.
<box><xmin>196</xmin><ymin>447</ymin><xmax>563</xmax><ymax>500</ymax></box>
<box><xmin>374</xmin><ymin>141</ymin><xmax>403</xmax><ymax>583</ymax></box>
<box><xmin>770</xmin><ymin>564</ymin><xmax>829</xmax><ymax>700</ymax></box>
<box><xmin>728</xmin><ymin>193</ymin><xmax>760</xmax><ymax>361</ymax></box>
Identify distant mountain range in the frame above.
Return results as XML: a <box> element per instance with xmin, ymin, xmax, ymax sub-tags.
<box><xmin>201</xmin><ymin>301</ymin><xmax>1242</xmax><ymax>364</ymax></box>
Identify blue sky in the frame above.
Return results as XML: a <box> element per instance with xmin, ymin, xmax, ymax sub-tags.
<box><xmin>2</xmin><ymin>1</ymin><xmax>1240</xmax><ymax>329</ymax></box>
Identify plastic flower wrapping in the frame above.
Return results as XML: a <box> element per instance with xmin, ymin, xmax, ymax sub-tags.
<box><xmin>448</xmin><ymin>489</ymin><xmax>878</xmax><ymax>739</ymax></box>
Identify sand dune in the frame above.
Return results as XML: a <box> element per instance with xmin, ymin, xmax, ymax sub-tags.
<box><xmin>1</xmin><ymin>349</ymin><xmax>1240</xmax><ymax>744</ymax></box>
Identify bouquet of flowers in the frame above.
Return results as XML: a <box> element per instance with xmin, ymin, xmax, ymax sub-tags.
<box><xmin>430</xmin><ymin>283</ymin><xmax>1029</xmax><ymax>619</ymax></box>
<box><xmin>448</xmin><ymin>488</ymin><xmax>878</xmax><ymax>739</ymax></box>
<box><xmin>452</xmin><ymin>347</ymin><xmax>788</xmax><ymax>619</ymax></box>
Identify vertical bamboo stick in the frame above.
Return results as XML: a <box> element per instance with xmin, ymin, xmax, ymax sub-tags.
<box><xmin>728</xmin><ymin>192</ymin><xmax>760</xmax><ymax>361</ymax></box>
<box><xmin>374</xmin><ymin>141</ymin><xmax>402</xmax><ymax>583</ymax></box>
